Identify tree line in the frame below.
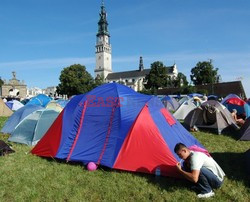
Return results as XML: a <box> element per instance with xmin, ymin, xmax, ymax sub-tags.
<box><xmin>55</xmin><ymin>60</ymin><xmax>220</xmax><ymax>97</ymax></box>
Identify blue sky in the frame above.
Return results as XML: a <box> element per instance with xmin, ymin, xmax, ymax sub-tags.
<box><xmin>0</xmin><ymin>0</ymin><xmax>249</xmax><ymax>97</ymax></box>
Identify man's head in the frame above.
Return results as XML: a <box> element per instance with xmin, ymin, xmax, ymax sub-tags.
<box><xmin>174</xmin><ymin>143</ymin><xmax>191</xmax><ymax>160</ymax></box>
<box><xmin>232</xmin><ymin>109</ymin><xmax>237</xmax><ymax>113</ymax></box>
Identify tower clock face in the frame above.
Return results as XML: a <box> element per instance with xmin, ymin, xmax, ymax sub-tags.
<box><xmin>105</xmin><ymin>36</ymin><xmax>109</xmax><ymax>43</ymax></box>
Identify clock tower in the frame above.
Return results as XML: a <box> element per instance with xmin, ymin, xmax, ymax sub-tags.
<box><xmin>94</xmin><ymin>0</ymin><xmax>112</xmax><ymax>79</ymax></box>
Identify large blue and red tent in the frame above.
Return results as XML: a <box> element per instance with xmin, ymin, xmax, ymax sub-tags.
<box><xmin>32</xmin><ymin>83</ymin><xmax>204</xmax><ymax>177</ymax></box>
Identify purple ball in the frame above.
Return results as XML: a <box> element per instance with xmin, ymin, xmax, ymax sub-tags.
<box><xmin>87</xmin><ymin>162</ymin><xmax>97</xmax><ymax>171</ymax></box>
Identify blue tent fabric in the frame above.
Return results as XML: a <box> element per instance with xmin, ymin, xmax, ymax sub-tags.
<box><xmin>244</xmin><ymin>103</ymin><xmax>250</xmax><ymax>119</ymax></box>
<box><xmin>5</xmin><ymin>102</ymin><xmax>13</xmax><ymax>110</ymax></box>
<box><xmin>5</xmin><ymin>100</ymin><xmax>24</xmax><ymax>111</ymax></box>
<box><xmin>188</xmin><ymin>93</ymin><xmax>203</xmax><ymax>98</ymax></box>
<box><xmin>207</xmin><ymin>95</ymin><xmax>218</xmax><ymax>100</ymax></box>
<box><xmin>26</xmin><ymin>94</ymin><xmax>52</xmax><ymax>107</ymax></box>
<box><xmin>1</xmin><ymin>105</ymin><xmax>44</xmax><ymax>134</ymax></box>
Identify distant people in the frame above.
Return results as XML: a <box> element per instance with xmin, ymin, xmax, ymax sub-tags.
<box><xmin>2</xmin><ymin>97</ymin><xmax>7</xmax><ymax>102</ymax></box>
<box><xmin>202</xmin><ymin>95</ymin><xmax>208</xmax><ymax>102</ymax></box>
<box><xmin>174</xmin><ymin>143</ymin><xmax>225</xmax><ymax>198</ymax></box>
<box><xmin>193</xmin><ymin>97</ymin><xmax>201</xmax><ymax>107</ymax></box>
<box><xmin>231</xmin><ymin>109</ymin><xmax>245</xmax><ymax>126</ymax></box>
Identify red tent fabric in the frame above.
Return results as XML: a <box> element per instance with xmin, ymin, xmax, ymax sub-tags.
<box><xmin>226</xmin><ymin>98</ymin><xmax>246</xmax><ymax>106</ymax></box>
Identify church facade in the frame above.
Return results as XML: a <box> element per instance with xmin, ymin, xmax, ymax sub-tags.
<box><xmin>94</xmin><ymin>1</ymin><xmax>178</xmax><ymax>91</ymax></box>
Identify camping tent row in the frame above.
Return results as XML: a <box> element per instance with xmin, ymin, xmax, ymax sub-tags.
<box><xmin>1</xmin><ymin>98</ymin><xmax>68</xmax><ymax>145</ymax></box>
<box><xmin>32</xmin><ymin>83</ymin><xmax>205</xmax><ymax>177</ymax></box>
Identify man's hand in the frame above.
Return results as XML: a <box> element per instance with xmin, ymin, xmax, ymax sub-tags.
<box><xmin>176</xmin><ymin>162</ymin><xmax>182</xmax><ymax>171</ymax></box>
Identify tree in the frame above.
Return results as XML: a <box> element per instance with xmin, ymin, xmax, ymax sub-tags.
<box><xmin>190</xmin><ymin>60</ymin><xmax>220</xmax><ymax>85</ymax></box>
<box><xmin>173</xmin><ymin>72</ymin><xmax>188</xmax><ymax>87</ymax></box>
<box><xmin>0</xmin><ymin>78</ymin><xmax>3</xmax><ymax>87</ymax></box>
<box><xmin>94</xmin><ymin>74</ymin><xmax>105</xmax><ymax>87</ymax></box>
<box><xmin>144</xmin><ymin>61</ymin><xmax>170</xmax><ymax>94</ymax></box>
<box><xmin>56</xmin><ymin>64</ymin><xmax>94</xmax><ymax>97</ymax></box>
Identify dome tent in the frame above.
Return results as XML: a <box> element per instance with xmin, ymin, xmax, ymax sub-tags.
<box><xmin>1</xmin><ymin>104</ymin><xmax>43</xmax><ymax>134</ymax></box>
<box><xmin>26</xmin><ymin>94</ymin><xmax>52</xmax><ymax>107</ymax></box>
<box><xmin>0</xmin><ymin>98</ymin><xmax>13</xmax><ymax>117</ymax></box>
<box><xmin>184</xmin><ymin>100</ymin><xmax>239</xmax><ymax>134</ymax></box>
<box><xmin>32</xmin><ymin>83</ymin><xmax>204</xmax><ymax>177</ymax></box>
<box><xmin>5</xmin><ymin>100</ymin><xmax>24</xmax><ymax>111</ymax></box>
<box><xmin>8</xmin><ymin>108</ymin><xmax>59</xmax><ymax>146</ymax></box>
<box><xmin>161</xmin><ymin>96</ymin><xmax>180</xmax><ymax>112</ymax></box>
<box><xmin>173</xmin><ymin>98</ymin><xmax>197</xmax><ymax>120</ymax></box>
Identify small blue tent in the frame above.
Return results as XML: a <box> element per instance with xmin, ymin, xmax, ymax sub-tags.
<box><xmin>26</xmin><ymin>94</ymin><xmax>52</xmax><ymax>107</ymax></box>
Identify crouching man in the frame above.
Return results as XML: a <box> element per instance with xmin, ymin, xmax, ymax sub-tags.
<box><xmin>174</xmin><ymin>143</ymin><xmax>225</xmax><ymax>198</ymax></box>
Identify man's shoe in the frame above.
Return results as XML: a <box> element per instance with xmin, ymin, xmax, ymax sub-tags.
<box><xmin>197</xmin><ymin>191</ymin><xmax>215</xmax><ymax>198</ymax></box>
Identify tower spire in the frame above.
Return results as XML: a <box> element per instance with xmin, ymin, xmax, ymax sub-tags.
<box><xmin>97</xmin><ymin>0</ymin><xmax>109</xmax><ymax>37</ymax></box>
<box><xmin>139</xmin><ymin>56</ymin><xmax>144</xmax><ymax>71</ymax></box>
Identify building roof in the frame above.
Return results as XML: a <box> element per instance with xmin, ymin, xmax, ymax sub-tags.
<box><xmin>157</xmin><ymin>81</ymin><xmax>246</xmax><ymax>99</ymax></box>
<box><xmin>106</xmin><ymin>66</ymin><xmax>175</xmax><ymax>80</ymax></box>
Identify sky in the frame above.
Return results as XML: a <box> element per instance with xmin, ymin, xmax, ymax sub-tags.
<box><xmin>0</xmin><ymin>0</ymin><xmax>249</xmax><ymax>97</ymax></box>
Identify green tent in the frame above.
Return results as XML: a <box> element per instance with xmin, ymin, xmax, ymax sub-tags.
<box><xmin>8</xmin><ymin>108</ymin><xmax>59</xmax><ymax>145</ymax></box>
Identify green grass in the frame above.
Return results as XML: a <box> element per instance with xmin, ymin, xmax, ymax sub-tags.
<box><xmin>0</xmin><ymin>116</ymin><xmax>249</xmax><ymax>201</ymax></box>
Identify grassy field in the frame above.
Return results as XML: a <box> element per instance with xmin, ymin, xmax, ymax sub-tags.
<box><xmin>0</xmin><ymin>116</ymin><xmax>249</xmax><ymax>201</ymax></box>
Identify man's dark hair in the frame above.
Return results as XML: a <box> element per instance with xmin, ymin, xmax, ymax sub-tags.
<box><xmin>174</xmin><ymin>143</ymin><xmax>187</xmax><ymax>153</ymax></box>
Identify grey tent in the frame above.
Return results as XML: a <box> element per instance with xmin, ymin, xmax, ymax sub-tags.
<box><xmin>239</xmin><ymin>117</ymin><xmax>250</xmax><ymax>141</ymax></box>
<box><xmin>8</xmin><ymin>108</ymin><xmax>59</xmax><ymax>145</ymax></box>
<box><xmin>173</xmin><ymin>98</ymin><xmax>197</xmax><ymax>120</ymax></box>
<box><xmin>161</xmin><ymin>96</ymin><xmax>180</xmax><ymax>113</ymax></box>
<box><xmin>184</xmin><ymin>100</ymin><xmax>239</xmax><ymax>134</ymax></box>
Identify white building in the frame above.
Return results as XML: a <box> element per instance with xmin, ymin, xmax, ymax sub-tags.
<box><xmin>27</xmin><ymin>87</ymin><xmax>43</xmax><ymax>98</ymax></box>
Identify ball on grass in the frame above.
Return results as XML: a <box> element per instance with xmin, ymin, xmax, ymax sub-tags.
<box><xmin>87</xmin><ymin>162</ymin><xmax>97</xmax><ymax>171</ymax></box>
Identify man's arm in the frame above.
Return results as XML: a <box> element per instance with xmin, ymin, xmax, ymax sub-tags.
<box><xmin>176</xmin><ymin>162</ymin><xmax>200</xmax><ymax>183</ymax></box>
